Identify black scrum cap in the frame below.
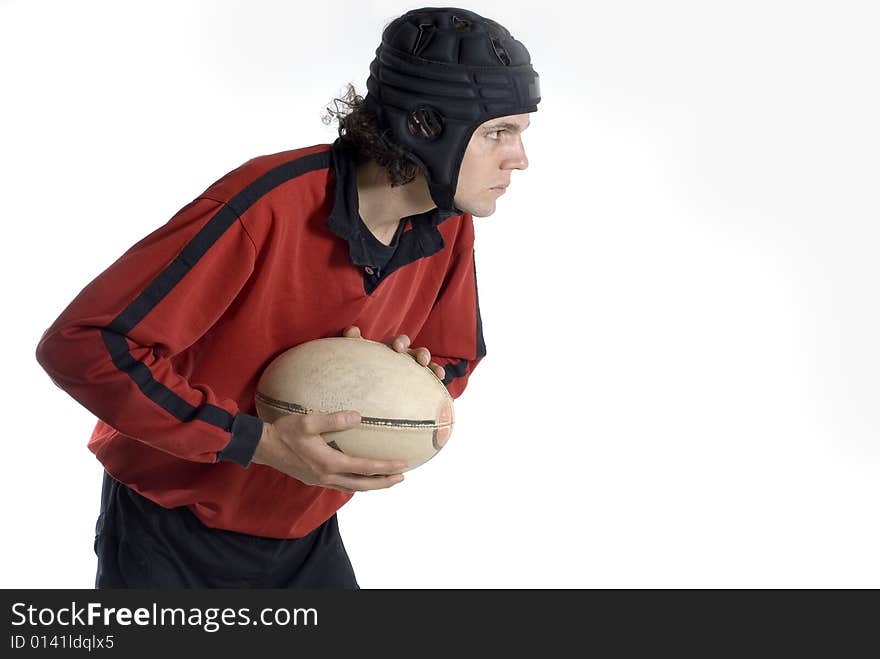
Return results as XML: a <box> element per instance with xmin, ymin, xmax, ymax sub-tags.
<box><xmin>365</xmin><ymin>7</ymin><xmax>541</xmax><ymax>212</ymax></box>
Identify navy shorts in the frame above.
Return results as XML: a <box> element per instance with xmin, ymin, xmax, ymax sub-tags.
<box><xmin>94</xmin><ymin>471</ymin><xmax>359</xmax><ymax>589</ymax></box>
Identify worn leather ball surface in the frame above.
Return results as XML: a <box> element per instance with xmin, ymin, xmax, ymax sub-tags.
<box><xmin>254</xmin><ymin>337</ymin><xmax>454</xmax><ymax>471</ymax></box>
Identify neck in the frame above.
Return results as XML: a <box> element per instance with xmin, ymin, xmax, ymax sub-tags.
<box><xmin>355</xmin><ymin>158</ymin><xmax>436</xmax><ymax>245</ymax></box>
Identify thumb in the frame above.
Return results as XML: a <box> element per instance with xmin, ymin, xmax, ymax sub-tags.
<box><xmin>311</xmin><ymin>410</ymin><xmax>363</xmax><ymax>435</ymax></box>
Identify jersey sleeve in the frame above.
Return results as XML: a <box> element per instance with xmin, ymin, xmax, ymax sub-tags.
<box><xmin>414</xmin><ymin>215</ymin><xmax>486</xmax><ymax>399</ymax></box>
<box><xmin>35</xmin><ymin>196</ymin><xmax>263</xmax><ymax>468</ymax></box>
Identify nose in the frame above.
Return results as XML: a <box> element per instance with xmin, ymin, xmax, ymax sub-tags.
<box><xmin>502</xmin><ymin>138</ymin><xmax>529</xmax><ymax>171</ymax></box>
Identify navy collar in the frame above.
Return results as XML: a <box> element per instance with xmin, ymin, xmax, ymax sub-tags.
<box><xmin>326</xmin><ymin>138</ymin><xmax>459</xmax><ymax>268</ymax></box>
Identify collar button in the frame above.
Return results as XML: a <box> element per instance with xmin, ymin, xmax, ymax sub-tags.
<box><xmin>364</xmin><ymin>266</ymin><xmax>374</xmax><ymax>275</ymax></box>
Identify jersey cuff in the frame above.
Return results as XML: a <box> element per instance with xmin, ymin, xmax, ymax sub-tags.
<box><xmin>217</xmin><ymin>412</ymin><xmax>263</xmax><ymax>468</ymax></box>
<box><xmin>441</xmin><ymin>358</ymin><xmax>469</xmax><ymax>385</ymax></box>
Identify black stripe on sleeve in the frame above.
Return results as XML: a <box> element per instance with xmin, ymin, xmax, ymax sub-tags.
<box><xmin>101</xmin><ymin>329</ymin><xmax>235</xmax><ymax>430</ymax></box>
<box><xmin>109</xmin><ymin>203</ymin><xmax>242</xmax><ymax>335</ymax></box>
<box><xmin>99</xmin><ymin>150</ymin><xmax>331</xmax><ymax>450</ymax></box>
<box><xmin>224</xmin><ymin>151</ymin><xmax>329</xmax><ymax>218</ymax></box>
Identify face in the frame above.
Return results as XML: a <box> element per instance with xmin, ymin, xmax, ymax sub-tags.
<box><xmin>453</xmin><ymin>113</ymin><xmax>531</xmax><ymax>217</ymax></box>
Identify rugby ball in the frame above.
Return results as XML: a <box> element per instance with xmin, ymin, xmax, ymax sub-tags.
<box><xmin>254</xmin><ymin>337</ymin><xmax>454</xmax><ymax>471</ymax></box>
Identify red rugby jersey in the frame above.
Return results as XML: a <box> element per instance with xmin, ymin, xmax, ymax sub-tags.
<box><xmin>35</xmin><ymin>139</ymin><xmax>485</xmax><ymax>538</ymax></box>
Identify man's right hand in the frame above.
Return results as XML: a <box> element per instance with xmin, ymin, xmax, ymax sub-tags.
<box><xmin>250</xmin><ymin>410</ymin><xmax>406</xmax><ymax>492</ymax></box>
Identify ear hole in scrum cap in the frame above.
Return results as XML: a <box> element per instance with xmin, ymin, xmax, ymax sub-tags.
<box><xmin>407</xmin><ymin>107</ymin><xmax>444</xmax><ymax>141</ymax></box>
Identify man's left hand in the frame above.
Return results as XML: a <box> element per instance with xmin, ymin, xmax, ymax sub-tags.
<box><xmin>342</xmin><ymin>326</ymin><xmax>446</xmax><ymax>381</ymax></box>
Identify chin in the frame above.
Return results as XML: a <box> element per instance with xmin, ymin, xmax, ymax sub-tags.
<box><xmin>455</xmin><ymin>199</ymin><xmax>496</xmax><ymax>218</ymax></box>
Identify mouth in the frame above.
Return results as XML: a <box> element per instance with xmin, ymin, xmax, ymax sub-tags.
<box><xmin>490</xmin><ymin>185</ymin><xmax>508</xmax><ymax>194</ymax></box>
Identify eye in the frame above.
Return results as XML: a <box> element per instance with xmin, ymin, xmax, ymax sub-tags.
<box><xmin>485</xmin><ymin>129</ymin><xmax>505</xmax><ymax>140</ymax></box>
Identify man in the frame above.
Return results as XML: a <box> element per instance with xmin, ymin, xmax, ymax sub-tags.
<box><xmin>35</xmin><ymin>7</ymin><xmax>540</xmax><ymax>588</ymax></box>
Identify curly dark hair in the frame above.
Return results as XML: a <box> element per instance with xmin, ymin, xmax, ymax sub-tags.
<box><xmin>322</xmin><ymin>83</ymin><xmax>424</xmax><ymax>187</ymax></box>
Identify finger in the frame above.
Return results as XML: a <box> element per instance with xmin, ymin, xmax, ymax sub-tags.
<box><xmin>342</xmin><ymin>325</ymin><xmax>362</xmax><ymax>339</ymax></box>
<box><xmin>429</xmin><ymin>362</ymin><xmax>446</xmax><ymax>380</ymax></box>
<box><xmin>325</xmin><ymin>473</ymin><xmax>405</xmax><ymax>492</ymax></box>
<box><xmin>408</xmin><ymin>346</ymin><xmax>431</xmax><ymax>366</ymax></box>
<box><xmin>326</xmin><ymin>451</ymin><xmax>409</xmax><ymax>476</ymax></box>
<box><xmin>300</xmin><ymin>410</ymin><xmax>362</xmax><ymax>436</ymax></box>
<box><xmin>384</xmin><ymin>334</ymin><xmax>410</xmax><ymax>352</ymax></box>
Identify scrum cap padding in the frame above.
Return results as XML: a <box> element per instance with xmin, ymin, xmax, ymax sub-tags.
<box><xmin>365</xmin><ymin>7</ymin><xmax>541</xmax><ymax>212</ymax></box>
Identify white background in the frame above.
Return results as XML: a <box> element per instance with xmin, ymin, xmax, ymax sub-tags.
<box><xmin>2</xmin><ymin>0</ymin><xmax>878</xmax><ymax>588</ymax></box>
